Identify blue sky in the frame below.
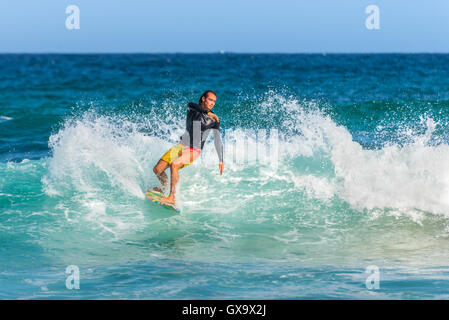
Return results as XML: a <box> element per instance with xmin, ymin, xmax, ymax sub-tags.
<box><xmin>0</xmin><ymin>0</ymin><xmax>448</xmax><ymax>53</ymax></box>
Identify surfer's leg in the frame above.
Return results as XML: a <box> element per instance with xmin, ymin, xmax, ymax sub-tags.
<box><xmin>153</xmin><ymin>159</ymin><xmax>170</xmax><ymax>191</ymax></box>
<box><xmin>154</xmin><ymin>143</ymin><xmax>184</xmax><ymax>193</ymax></box>
<box><xmin>161</xmin><ymin>149</ymin><xmax>200</xmax><ymax>204</ymax></box>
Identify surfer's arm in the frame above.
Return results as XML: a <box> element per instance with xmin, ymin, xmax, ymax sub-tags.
<box><xmin>213</xmin><ymin>124</ymin><xmax>224</xmax><ymax>175</ymax></box>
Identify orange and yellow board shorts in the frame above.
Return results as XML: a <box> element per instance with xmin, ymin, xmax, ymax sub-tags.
<box><xmin>160</xmin><ymin>143</ymin><xmax>201</xmax><ymax>167</ymax></box>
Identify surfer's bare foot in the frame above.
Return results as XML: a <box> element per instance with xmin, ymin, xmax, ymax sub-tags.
<box><xmin>160</xmin><ymin>196</ymin><xmax>175</xmax><ymax>204</ymax></box>
<box><xmin>149</xmin><ymin>187</ymin><xmax>163</xmax><ymax>193</ymax></box>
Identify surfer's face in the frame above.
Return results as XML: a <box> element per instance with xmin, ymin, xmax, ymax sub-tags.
<box><xmin>202</xmin><ymin>93</ymin><xmax>216</xmax><ymax>111</ymax></box>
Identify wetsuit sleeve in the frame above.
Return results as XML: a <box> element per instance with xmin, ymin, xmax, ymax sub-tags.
<box><xmin>187</xmin><ymin>102</ymin><xmax>208</xmax><ymax>114</ymax></box>
<box><xmin>213</xmin><ymin>122</ymin><xmax>224</xmax><ymax>163</ymax></box>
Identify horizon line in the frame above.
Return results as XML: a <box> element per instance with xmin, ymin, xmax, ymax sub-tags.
<box><xmin>1</xmin><ymin>51</ymin><xmax>449</xmax><ymax>55</ymax></box>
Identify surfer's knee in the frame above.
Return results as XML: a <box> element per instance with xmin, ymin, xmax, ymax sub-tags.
<box><xmin>153</xmin><ymin>165</ymin><xmax>163</xmax><ymax>175</ymax></box>
<box><xmin>170</xmin><ymin>161</ymin><xmax>182</xmax><ymax>171</ymax></box>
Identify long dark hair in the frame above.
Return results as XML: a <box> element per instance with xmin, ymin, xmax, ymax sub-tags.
<box><xmin>198</xmin><ymin>90</ymin><xmax>217</xmax><ymax>104</ymax></box>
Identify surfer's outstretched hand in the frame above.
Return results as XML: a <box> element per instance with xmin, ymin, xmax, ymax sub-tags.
<box><xmin>219</xmin><ymin>162</ymin><xmax>224</xmax><ymax>175</ymax></box>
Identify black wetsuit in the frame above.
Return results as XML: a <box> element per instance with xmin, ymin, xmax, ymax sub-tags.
<box><xmin>179</xmin><ymin>102</ymin><xmax>224</xmax><ymax>163</ymax></box>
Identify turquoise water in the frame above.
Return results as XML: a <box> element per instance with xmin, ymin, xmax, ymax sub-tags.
<box><xmin>2</xmin><ymin>54</ymin><xmax>449</xmax><ymax>299</ymax></box>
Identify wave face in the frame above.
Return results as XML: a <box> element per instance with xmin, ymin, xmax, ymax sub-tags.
<box><xmin>2</xmin><ymin>54</ymin><xmax>449</xmax><ymax>299</ymax></box>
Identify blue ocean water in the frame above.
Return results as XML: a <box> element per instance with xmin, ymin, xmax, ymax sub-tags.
<box><xmin>2</xmin><ymin>54</ymin><xmax>449</xmax><ymax>299</ymax></box>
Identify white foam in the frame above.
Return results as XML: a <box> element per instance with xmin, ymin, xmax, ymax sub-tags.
<box><xmin>0</xmin><ymin>116</ymin><xmax>13</xmax><ymax>121</ymax></box>
<box><xmin>44</xmin><ymin>115</ymin><xmax>149</xmax><ymax>199</ymax></box>
<box><xmin>256</xmin><ymin>93</ymin><xmax>449</xmax><ymax>218</ymax></box>
<box><xmin>290</xmin><ymin>174</ymin><xmax>335</xmax><ymax>200</ymax></box>
<box><xmin>42</xmin><ymin>96</ymin><xmax>449</xmax><ymax>233</ymax></box>
<box><xmin>42</xmin><ymin>112</ymin><xmax>166</xmax><ymax>237</ymax></box>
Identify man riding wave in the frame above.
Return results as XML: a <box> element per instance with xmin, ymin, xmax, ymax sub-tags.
<box><xmin>150</xmin><ymin>90</ymin><xmax>224</xmax><ymax>204</ymax></box>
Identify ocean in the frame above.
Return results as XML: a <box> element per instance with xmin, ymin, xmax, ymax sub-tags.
<box><xmin>2</xmin><ymin>53</ymin><xmax>449</xmax><ymax>299</ymax></box>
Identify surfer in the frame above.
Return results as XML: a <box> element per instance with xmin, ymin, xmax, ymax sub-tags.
<box><xmin>150</xmin><ymin>90</ymin><xmax>224</xmax><ymax>204</ymax></box>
